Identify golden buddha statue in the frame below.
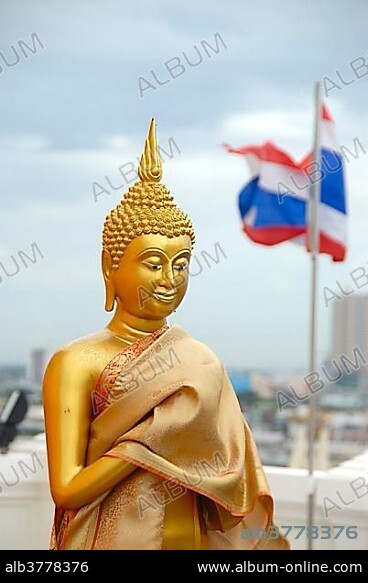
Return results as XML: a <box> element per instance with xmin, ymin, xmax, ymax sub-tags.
<box><xmin>43</xmin><ymin>120</ymin><xmax>289</xmax><ymax>551</ymax></box>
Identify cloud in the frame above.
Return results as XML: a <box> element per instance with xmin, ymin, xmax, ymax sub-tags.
<box><xmin>1</xmin><ymin>0</ymin><xmax>368</xmax><ymax>368</ymax></box>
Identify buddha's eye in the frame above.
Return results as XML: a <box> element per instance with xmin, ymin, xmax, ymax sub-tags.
<box><xmin>143</xmin><ymin>261</ymin><xmax>162</xmax><ymax>271</ymax></box>
<box><xmin>174</xmin><ymin>262</ymin><xmax>188</xmax><ymax>271</ymax></box>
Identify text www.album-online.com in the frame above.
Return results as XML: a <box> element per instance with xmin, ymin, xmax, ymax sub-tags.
<box><xmin>197</xmin><ymin>561</ymin><xmax>363</xmax><ymax>573</ymax></box>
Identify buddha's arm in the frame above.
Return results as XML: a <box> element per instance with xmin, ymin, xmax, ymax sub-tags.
<box><xmin>43</xmin><ymin>349</ymin><xmax>137</xmax><ymax>510</ymax></box>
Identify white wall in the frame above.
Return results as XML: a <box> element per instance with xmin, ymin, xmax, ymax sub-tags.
<box><xmin>0</xmin><ymin>437</ymin><xmax>53</xmax><ymax>550</ymax></box>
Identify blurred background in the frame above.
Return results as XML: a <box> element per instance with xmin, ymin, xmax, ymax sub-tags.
<box><xmin>1</xmin><ymin>0</ymin><xmax>368</xmax><ymax>550</ymax></box>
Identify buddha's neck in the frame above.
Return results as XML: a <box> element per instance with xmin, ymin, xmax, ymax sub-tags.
<box><xmin>106</xmin><ymin>302</ymin><xmax>166</xmax><ymax>344</ymax></box>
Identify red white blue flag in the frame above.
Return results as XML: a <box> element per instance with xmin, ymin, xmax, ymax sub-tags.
<box><xmin>225</xmin><ymin>106</ymin><xmax>347</xmax><ymax>261</ymax></box>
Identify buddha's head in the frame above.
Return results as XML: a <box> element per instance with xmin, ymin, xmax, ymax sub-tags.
<box><xmin>102</xmin><ymin>119</ymin><xmax>195</xmax><ymax>321</ymax></box>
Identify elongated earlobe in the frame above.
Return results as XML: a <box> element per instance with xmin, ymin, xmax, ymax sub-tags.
<box><xmin>104</xmin><ymin>281</ymin><xmax>115</xmax><ymax>312</ymax></box>
<box><xmin>102</xmin><ymin>250</ymin><xmax>115</xmax><ymax>312</ymax></box>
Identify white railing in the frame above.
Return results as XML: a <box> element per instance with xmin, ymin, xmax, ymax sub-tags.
<box><xmin>0</xmin><ymin>435</ymin><xmax>367</xmax><ymax>550</ymax></box>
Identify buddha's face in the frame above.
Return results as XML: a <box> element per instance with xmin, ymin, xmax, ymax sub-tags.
<box><xmin>103</xmin><ymin>233</ymin><xmax>192</xmax><ymax>320</ymax></box>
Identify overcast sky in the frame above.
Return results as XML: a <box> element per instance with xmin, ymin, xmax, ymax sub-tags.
<box><xmin>1</xmin><ymin>0</ymin><xmax>368</xmax><ymax>371</ymax></box>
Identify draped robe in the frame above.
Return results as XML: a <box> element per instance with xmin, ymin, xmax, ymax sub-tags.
<box><xmin>50</xmin><ymin>324</ymin><xmax>290</xmax><ymax>550</ymax></box>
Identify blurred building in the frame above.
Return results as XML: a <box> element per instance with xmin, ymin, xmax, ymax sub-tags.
<box><xmin>228</xmin><ymin>370</ymin><xmax>252</xmax><ymax>395</ymax></box>
<box><xmin>332</xmin><ymin>294</ymin><xmax>368</xmax><ymax>360</ymax></box>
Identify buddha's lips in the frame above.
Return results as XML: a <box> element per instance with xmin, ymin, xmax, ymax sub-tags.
<box><xmin>153</xmin><ymin>290</ymin><xmax>176</xmax><ymax>303</ymax></box>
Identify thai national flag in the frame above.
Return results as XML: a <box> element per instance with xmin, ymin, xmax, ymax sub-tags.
<box><xmin>225</xmin><ymin>106</ymin><xmax>347</xmax><ymax>261</ymax></box>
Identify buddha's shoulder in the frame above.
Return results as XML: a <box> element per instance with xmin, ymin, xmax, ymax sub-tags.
<box><xmin>46</xmin><ymin>330</ymin><xmax>115</xmax><ymax>370</ymax></box>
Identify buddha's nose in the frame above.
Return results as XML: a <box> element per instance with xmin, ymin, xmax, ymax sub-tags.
<box><xmin>158</xmin><ymin>269</ymin><xmax>175</xmax><ymax>290</ymax></box>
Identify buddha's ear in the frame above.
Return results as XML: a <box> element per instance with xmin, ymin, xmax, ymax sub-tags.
<box><xmin>101</xmin><ymin>250</ymin><xmax>115</xmax><ymax>312</ymax></box>
<box><xmin>101</xmin><ymin>249</ymin><xmax>112</xmax><ymax>281</ymax></box>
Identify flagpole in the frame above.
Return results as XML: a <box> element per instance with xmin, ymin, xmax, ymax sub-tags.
<box><xmin>307</xmin><ymin>81</ymin><xmax>322</xmax><ymax>551</ymax></box>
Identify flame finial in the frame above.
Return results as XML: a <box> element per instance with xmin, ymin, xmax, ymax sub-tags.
<box><xmin>138</xmin><ymin>118</ymin><xmax>162</xmax><ymax>183</ymax></box>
